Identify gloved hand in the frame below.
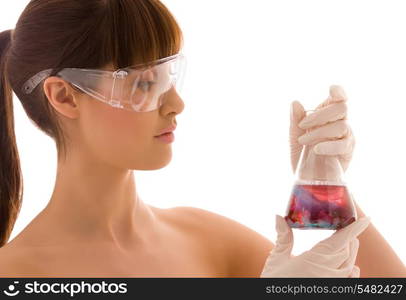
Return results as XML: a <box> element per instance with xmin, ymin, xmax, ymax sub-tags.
<box><xmin>289</xmin><ymin>85</ymin><xmax>355</xmax><ymax>175</ymax></box>
<box><xmin>260</xmin><ymin>214</ymin><xmax>370</xmax><ymax>277</ymax></box>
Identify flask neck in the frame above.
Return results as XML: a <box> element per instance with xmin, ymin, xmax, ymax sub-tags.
<box><xmin>296</xmin><ymin>145</ymin><xmax>345</xmax><ymax>183</ymax></box>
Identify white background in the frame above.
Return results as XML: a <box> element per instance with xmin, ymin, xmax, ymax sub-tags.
<box><xmin>1</xmin><ymin>0</ymin><xmax>405</xmax><ymax>263</ymax></box>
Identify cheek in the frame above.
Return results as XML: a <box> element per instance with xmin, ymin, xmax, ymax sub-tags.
<box><xmin>81</xmin><ymin>105</ymin><xmax>152</xmax><ymax>165</ymax></box>
<box><xmin>108</xmin><ymin>112</ymin><xmax>150</xmax><ymax>147</ymax></box>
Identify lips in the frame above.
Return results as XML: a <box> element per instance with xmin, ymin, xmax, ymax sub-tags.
<box><xmin>155</xmin><ymin>125</ymin><xmax>176</xmax><ymax>136</ymax></box>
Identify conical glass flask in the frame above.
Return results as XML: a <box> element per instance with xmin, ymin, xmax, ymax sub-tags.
<box><xmin>284</xmin><ymin>113</ymin><xmax>357</xmax><ymax>230</ymax></box>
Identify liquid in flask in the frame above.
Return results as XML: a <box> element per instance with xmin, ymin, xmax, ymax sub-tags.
<box><xmin>285</xmin><ymin>128</ymin><xmax>357</xmax><ymax>230</ymax></box>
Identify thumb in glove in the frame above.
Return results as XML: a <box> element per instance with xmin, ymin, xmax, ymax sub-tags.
<box><xmin>260</xmin><ymin>215</ymin><xmax>294</xmax><ymax>276</ymax></box>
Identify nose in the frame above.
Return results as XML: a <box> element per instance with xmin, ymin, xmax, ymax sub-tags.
<box><xmin>159</xmin><ymin>86</ymin><xmax>185</xmax><ymax>116</ymax></box>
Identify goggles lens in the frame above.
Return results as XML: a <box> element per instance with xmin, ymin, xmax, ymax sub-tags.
<box><xmin>23</xmin><ymin>53</ymin><xmax>187</xmax><ymax>113</ymax></box>
<box><xmin>123</xmin><ymin>54</ymin><xmax>186</xmax><ymax>112</ymax></box>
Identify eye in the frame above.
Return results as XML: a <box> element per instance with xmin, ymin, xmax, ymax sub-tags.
<box><xmin>138</xmin><ymin>80</ymin><xmax>156</xmax><ymax>92</ymax></box>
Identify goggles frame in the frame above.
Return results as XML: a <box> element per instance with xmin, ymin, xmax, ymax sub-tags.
<box><xmin>22</xmin><ymin>53</ymin><xmax>186</xmax><ymax>112</ymax></box>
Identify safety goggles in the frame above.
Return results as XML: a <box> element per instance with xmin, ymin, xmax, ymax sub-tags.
<box><xmin>22</xmin><ymin>53</ymin><xmax>187</xmax><ymax>112</ymax></box>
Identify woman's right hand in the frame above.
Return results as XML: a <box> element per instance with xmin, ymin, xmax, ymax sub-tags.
<box><xmin>260</xmin><ymin>215</ymin><xmax>371</xmax><ymax>277</ymax></box>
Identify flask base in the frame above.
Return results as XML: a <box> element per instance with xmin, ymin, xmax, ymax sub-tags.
<box><xmin>285</xmin><ymin>183</ymin><xmax>357</xmax><ymax>230</ymax></box>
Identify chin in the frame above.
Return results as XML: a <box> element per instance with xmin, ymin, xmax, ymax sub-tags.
<box><xmin>151</xmin><ymin>157</ymin><xmax>173</xmax><ymax>170</ymax></box>
<box><xmin>129</xmin><ymin>157</ymin><xmax>173</xmax><ymax>171</ymax></box>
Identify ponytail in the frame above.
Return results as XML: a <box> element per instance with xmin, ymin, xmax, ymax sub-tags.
<box><xmin>0</xmin><ymin>29</ymin><xmax>23</xmax><ymax>247</ymax></box>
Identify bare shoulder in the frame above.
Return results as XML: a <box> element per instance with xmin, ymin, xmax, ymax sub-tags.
<box><xmin>0</xmin><ymin>244</ymin><xmax>36</xmax><ymax>277</ymax></box>
<box><xmin>165</xmin><ymin>206</ymin><xmax>275</xmax><ymax>277</ymax></box>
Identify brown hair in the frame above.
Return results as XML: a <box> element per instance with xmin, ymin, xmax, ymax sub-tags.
<box><xmin>0</xmin><ymin>0</ymin><xmax>183</xmax><ymax>247</ymax></box>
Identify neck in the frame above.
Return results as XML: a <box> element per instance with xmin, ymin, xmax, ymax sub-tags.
<box><xmin>38</xmin><ymin>149</ymin><xmax>157</xmax><ymax>249</ymax></box>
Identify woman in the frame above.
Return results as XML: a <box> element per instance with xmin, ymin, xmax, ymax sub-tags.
<box><xmin>0</xmin><ymin>0</ymin><xmax>404</xmax><ymax>277</ymax></box>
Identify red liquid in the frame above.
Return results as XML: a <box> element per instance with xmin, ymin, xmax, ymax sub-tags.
<box><xmin>285</xmin><ymin>184</ymin><xmax>356</xmax><ymax>230</ymax></box>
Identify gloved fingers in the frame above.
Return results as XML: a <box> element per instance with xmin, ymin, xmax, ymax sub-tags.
<box><xmin>313</xmin><ymin>127</ymin><xmax>355</xmax><ymax>156</ymax></box>
<box><xmin>270</xmin><ymin>215</ymin><xmax>294</xmax><ymax>260</ymax></box>
<box><xmin>260</xmin><ymin>253</ymin><xmax>278</xmax><ymax>277</ymax></box>
<box><xmin>315</xmin><ymin>95</ymin><xmax>331</xmax><ymax>111</ymax></box>
<box><xmin>329</xmin><ymin>85</ymin><xmax>348</xmax><ymax>101</ymax></box>
<box><xmin>298</xmin><ymin>101</ymin><xmax>347</xmax><ymax>130</ymax></box>
<box><xmin>315</xmin><ymin>85</ymin><xmax>348</xmax><ymax>111</ymax></box>
<box><xmin>307</xmin><ymin>259</ymin><xmax>356</xmax><ymax>277</ymax></box>
<box><xmin>349</xmin><ymin>265</ymin><xmax>361</xmax><ymax>278</ymax></box>
<box><xmin>338</xmin><ymin>238</ymin><xmax>360</xmax><ymax>272</ymax></box>
<box><xmin>313</xmin><ymin>138</ymin><xmax>351</xmax><ymax>156</ymax></box>
<box><xmin>298</xmin><ymin>120</ymin><xmax>349</xmax><ymax>146</ymax></box>
<box><xmin>303</xmin><ymin>241</ymin><xmax>351</xmax><ymax>269</ymax></box>
<box><xmin>290</xmin><ymin>101</ymin><xmax>306</xmax><ymax>173</ymax></box>
<box><xmin>338</xmin><ymin>128</ymin><xmax>355</xmax><ymax>172</ymax></box>
<box><xmin>260</xmin><ymin>250</ymin><xmax>294</xmax><ymax>277</ymax></box>
<box><xmin>300</xmin><ymin>257</ymin><xmax>355</xmax><ymax>277</ymax></box>
<box><xmin>329</xmin><ymin>264</ymin><xmax>357</xmax><ymax>277</ymax></box>
<box><xmin>301</xmin><ymin>84</ymin><xmax>348</xmax><ymax>130</ymax></box>
<box><xmin>310</xmin><ymin>217</ymin><xmax>370</xmax><ymax>254</ymax></box>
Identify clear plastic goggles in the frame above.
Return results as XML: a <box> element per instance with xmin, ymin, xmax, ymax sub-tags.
<box><xmin>22</xmin><ymin>53</ymin><xmax>187</xmax><ymax>112</ymax></box>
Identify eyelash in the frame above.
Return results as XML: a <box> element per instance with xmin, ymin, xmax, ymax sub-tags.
<box><xmin>138</xmin><ymin>80</ymin><xmax>156</xmax><ymax>91</ymax></box>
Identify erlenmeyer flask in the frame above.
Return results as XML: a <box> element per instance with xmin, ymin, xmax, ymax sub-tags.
<box><xmin>284</xmin><ymin>111</ymin><xmax>357</xmax><ymax>230</ymax></box>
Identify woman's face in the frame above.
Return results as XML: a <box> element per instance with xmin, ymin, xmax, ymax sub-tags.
<box><xmin>75</xmin><ymin>67</ymin><xmax>185</xmax><ymax>171</ymax></box>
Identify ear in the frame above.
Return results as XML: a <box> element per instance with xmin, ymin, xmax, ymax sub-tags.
<box><xmin>43</xmin><ymin>76</ymin><xmax>80</xmax><ymax>119</ymax></box>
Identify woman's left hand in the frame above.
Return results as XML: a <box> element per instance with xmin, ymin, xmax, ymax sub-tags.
<box><xmin>289</xmin><ymin>85</ymin><xmax>356</xmax><ymax>174</ymax></box>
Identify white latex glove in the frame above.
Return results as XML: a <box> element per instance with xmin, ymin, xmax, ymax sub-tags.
<box><xmin>260</xmin><ymin>215</ymin><xmax>370</xmax><ymax>277</ymax></box>
<box><xmin>290</xmin><ymin>85</ymin><xmax>355</xmax><ymax>175</ymax></box>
